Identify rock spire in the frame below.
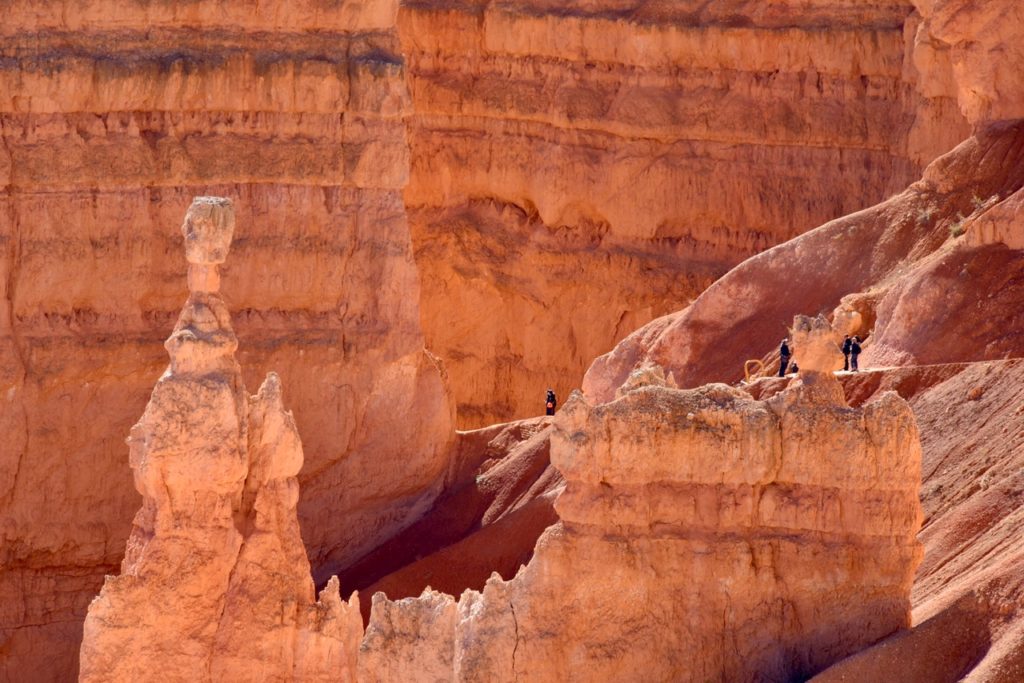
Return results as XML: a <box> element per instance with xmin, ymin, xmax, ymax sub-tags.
<box><xmin>78</xmin><ymin>198</ymin><xmax>361</xmax><ymax>682</ymax></box>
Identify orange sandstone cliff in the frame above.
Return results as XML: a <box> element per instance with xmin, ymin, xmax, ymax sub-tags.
<box><xmin>1</xmin><ymin>0</ymin><xmax>1022</xmax><ymax>680</ymax></box>
<box><xmin>0</xmin><ymin>3</ymin><xmax>453</xmax><ymax>679</ymax></box>
<box><xmin>357</xmin><ymin>317</ymin><xmax>923</xmax><ymax>681</ymax></box>
<box><xmin>399</xmin><ymin>0</ymin><xmax>970</xmax><ymax>427</ymax></box>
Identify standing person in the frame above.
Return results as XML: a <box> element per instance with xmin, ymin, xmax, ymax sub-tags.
<box><xmin>841</xmin><ymin>335</ymin><xmax>852</xmax><ymax>371</ymax></box>
<box><xmin>545</xmin><ymin>388</ymin><xmax>557</xmax><ymax>416</ymax></box>
<box><xmin>850</xmin><ymin>336</ymin><xmax>862</xmax><ymax>372</ymax></box>
<box><xmin>778</xmin><ymin>339</ymin><xmax>791</xmax><ymax>377</ymax></box>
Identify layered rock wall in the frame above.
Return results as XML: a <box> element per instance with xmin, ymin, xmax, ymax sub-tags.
<box><xmin>361</xmin><ymin>353</ymin><xmax>924</xmax><ymax>681</ymax></box>
<box><xmin>399</xmin><ymin>0</ymin><xmax>970</xmax><ymax>426</ymax></box>
<box><xmin>584</xmin><ymin>120</ymin><xmax>1024</xmax><ymax>400</ymax></box>
<box><xmin>0</xmin><ymin>7</ymin><xmax>453</xmax><ymax>676</ymax></box>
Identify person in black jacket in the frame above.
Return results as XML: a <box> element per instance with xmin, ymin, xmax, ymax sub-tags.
<box><xmin>545</xmin><ymin>388</ymin><xmax>557</xmax><ymax>416</ymax></box>
<box><xmin>778</xmin><ymin>339</ymin><xmax>791</xmax><ymax>377</ymax></box>
<box><xmin>850</xmin><ymin>336</ymin><xmax>862</xmax><ymax>372</ymax></box>
<box><xmin>841</xmin><ymin>335</ymin><xmax>852</xmax><ymax>371</ymax></box>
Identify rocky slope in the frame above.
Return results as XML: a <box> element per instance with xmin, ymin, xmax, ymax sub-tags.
<box><xmin>0</xmin><ymin>5</ymin><xmax>453</xmax><ymax>677</ymax></box>
<box><xmin>358</xmin><ymin>323</ymin><xmax>924</xmax><ymax>681</ymax></box>
<box><xmin>584</xmin><ymin>119</ymin><xmax>1024</xmax><ymax>401</ymax></box>
<box><xmin>338</xmin><ymin>416</ymin><xmax>561</xmax><ymax>621</ymax></box>
<box><xmin>399</xmin><ymin>0</ymin><xmax>970</xmax><ymax>426</ymax></box>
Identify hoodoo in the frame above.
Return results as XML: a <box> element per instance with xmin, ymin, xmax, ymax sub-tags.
<box><xmin>78</xmin><ymin>198</ymin><xmax>361</xmax><ymax>682</ymax></box>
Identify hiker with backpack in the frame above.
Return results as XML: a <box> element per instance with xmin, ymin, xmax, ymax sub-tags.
<box><xmin>841</xmin><ymin>335</ymin><xmax>852</xmax><ymax>371</ymax></box>
<box><xmin>778</xmin><ymin>339</ymin><xmax>791</xmax><ymax>377</ymax></box>
<box><xmin>850</xmin><ymin>336</ymin><xmax>862</xmax><ymax>372</ymax></box>
<box><xmin>545</xmin><ymin>388</ymin><xmax>557</xmax><ymax>416</ymax></box>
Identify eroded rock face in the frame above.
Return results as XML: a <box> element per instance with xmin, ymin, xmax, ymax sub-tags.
<box><xmin>584</xmin><ymin>120</ymin><xmax>1024</xmax><ymax>401</ymax></box>
<box><xmin>0</xmin><ymin>5</ymin><xmax>453</xmax><ymax>677</ymax></box>
<box><xmin>400</xmin><ymin>0</ymin><xmax>970</xmax><ymax>428</ymax></box>
<box><xmin>79</xmin><ymin>198</ymin><xmax>362</xmax><ymax>682</ymax></box>
<box><xmin>362</xmin><ymin>368</ymin><xmax>923</xmax><ymax>681</ymax></box>
<box><xmin>912</xmin><ymin>0</ymin><xmax>1024</xmax><ymax>124</ymax></box>
<box><xmin>746</xmin><ymin>361</ymin><xmax>1024</xmax><ymax>682</ymax></box>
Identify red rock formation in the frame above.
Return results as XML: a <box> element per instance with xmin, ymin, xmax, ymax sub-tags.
<box><xmin>746</xmin><ymin>360</ymin><xmax>1024</xmax><ymax>682</ymax></box>
<box><xmin>0</xmin><ymin>5</ymin><xmax>453</xmax><ymax>678</ymax></box>
<box><xmin>359</xmin><ymin>335</ymin><xmax>924</xmax><ymax>681</ymax></box>
<box><xmin>911</xmin><ymin>0</ymin><xmax>1024</xmax><ymax>125</ymax></box>
<box><xmin>400</xmin><ymin>0</ymin><xmax>970</xmax><ymax>427</ymax></box>
<box><xmin>79</xmin><ymin>197</ymin><xmax>362</xmax><ymax>682</ymax></box>
<box><xmin>584</xmin><ymin>120</ymin><xmax>1024</xmax><ymax>401</ymax></box>
<box><xmin>340</xmin><ymin>417</ymin><xmax>562</xmax><ymax>621</ymax></box>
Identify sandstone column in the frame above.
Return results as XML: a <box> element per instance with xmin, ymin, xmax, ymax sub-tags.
<box><xmin>79</xmin><ymin>198</ymin><xmax>361</xmax><ymax>682</ymax></box>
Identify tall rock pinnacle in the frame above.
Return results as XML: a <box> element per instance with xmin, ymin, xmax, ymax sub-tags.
<box><xmin>78</xmin><ymin>198</ymin><xmax>361</xmax><ymax>683</ymax></box>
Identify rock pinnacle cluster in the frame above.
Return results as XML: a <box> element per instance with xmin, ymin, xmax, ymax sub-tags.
<box><xmin>78</xmin><ymin>198</ymin><xmax>361</xmax><ymax>682</ymax></box>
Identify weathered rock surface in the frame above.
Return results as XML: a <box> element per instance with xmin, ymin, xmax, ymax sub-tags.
<box><xmin>0</xmin><ymin>5</ymin><xmax>453</xmax><ymax>679</ymax></box>
<box><xmin>79</xmin><ymin>197</ymin><xmax>362</xmax><ymax>682</ymax></box>
<box><xmin>400</xmin><ymin>0</ymin><xmax>970</xmax><ymax>427</ymax></box>
<box><xmin>584</xmin><ymin>120</ymin><xmax>1024</xmax><ymax>401</ymax></box>
<box><xmin>341</xmin><ymin>417</ymin><xmax>562</xmax><ymax>621</ymax></box>
<box><xmin>361</xmin><ymin>363</ymin><xmax>924</xmax><ymax>681</ymax></box>
<box><xmin>911</xmin><ymin>0</ymin><xmax>1024</xmax><ymax>125</ymax></box>
<box><xmin>746</xmin><ymin>360</ymin><xmax>1024</xmax><ymax>682</ymax></box>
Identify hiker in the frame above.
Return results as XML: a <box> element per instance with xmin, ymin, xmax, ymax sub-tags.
<box><xmin>778</xmin><ymin>338</ymin><xmax>791</xmax><ymax>377</ymax></box>
<box><xmin>545</xmin><ymin>388</ymin><xmax>557</xmax><ymax>416</ymax></box>
<box><xmin>850</xmin><ymin>336</ymin><xmax>862</xmax><ymax>372</ymax></box>
<box><xmin>841</xmin><ymin>335</ymin><xmax>852</xmax><ymax>371</ymax></box>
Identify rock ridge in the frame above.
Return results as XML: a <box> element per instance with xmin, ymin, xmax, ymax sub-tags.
<box><xmin>358</xmin><ymin>335</ymin><xmax>923</xmax><ymax>681</ymax></box>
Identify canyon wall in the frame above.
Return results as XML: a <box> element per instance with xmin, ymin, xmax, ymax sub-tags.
<box><xmin>399</xmin><ymin>0</ymin><xmax>970</xmax><ymax>427</ymax></box>
<box><xmin>360</xmin><ymin>343</ymin><xmax>924</xmax><ymax>681</ymax></box>
<box><xmin>75</xmin><ymin>219</ymin><xmax>926</xmax><ymax>682</ymax></box>
<box><xmin>911</xmin><ymin>0</ymin><xmax>1024</xmax><ymax>125</ymax></box>
<box><xmin>584</xmin><ymin>119</ymin><xmax>1024</xmax><ymax>400</ymax></box>
<box><xmin>0</xmin><ymin>4</ymin><xmax>454</xmax><ymax>680</ymax></box>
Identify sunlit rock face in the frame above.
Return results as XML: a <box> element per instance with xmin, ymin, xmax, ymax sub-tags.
<box><xmin>398</xmin><ymin>0</ymin><xmax>970</xmax><ymax>428</ymax></box>
<box><xmin>78</xmin><ymin>198</ymin><xmax>362</xmax><ymax>683</ymax></box>
<box><xmin>0</xmin><ymin>3</ymin><xmax>452</xmax><ymax>678</ymax></box>
<box><xmin>911</xmin><ymin>0</ymin><xmax>1024</xmax><ymax>125</ymax></box>
<box><xmin>360</xmin><ymin>367</ymin><xmax>923</xmax><ymax>682</ymax></box>
<box><xmin>583</xmin><ymin>119</ymin><xmax>1024</xmax><ymax>402</ymax></box>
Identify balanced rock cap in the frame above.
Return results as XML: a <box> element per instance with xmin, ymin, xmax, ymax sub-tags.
<box><xmin>182</xmin><ymin>196</ymin><xmax>235</xmax><ymax>266</ymax></box>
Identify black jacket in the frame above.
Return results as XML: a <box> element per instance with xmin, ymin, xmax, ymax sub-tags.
<box><xmin>780</xmin><ymin>342</ymin><xmax>791</xmax><ymax>358</ymax></box>
<box><xmin>851</xmin><ymin>340</ymin><xmax>862</xmax><ymax>354</ymax></box>
<box><xmin>842</xmin><ymin>338</ymin><xmax>852</xmax><ymax>354</ymax></box>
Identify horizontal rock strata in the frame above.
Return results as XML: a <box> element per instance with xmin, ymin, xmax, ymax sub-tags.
<box><xmin>0</xmin><ymin>7</ymin><xmax>454</xmax><ymax>673</ymax></box>
<box><xmin>399</xmin><ymin>0</ymin><xmax>969</xmax><ymax>427</ymax></box>
<box><xmin>360</xmin><ymin>359</ymin><xmax>923</xmax><ymax>681</ymax></box>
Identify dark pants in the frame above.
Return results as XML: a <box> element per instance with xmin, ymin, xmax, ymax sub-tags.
<box><xmin>851</xmin><ymin>353</ymin><xmax>859</xmax><ymax>372</ymax></box>
<box><xmin>778</xmin><ymin>358</ymin><xmax>790</xmax><ymax>377</ymax></box>
<box><xmin>546</xmin><ymin>404</ymin><xmax>555</xmax><ymax>416</ymax></box>
<box><xmin>843</xmin><ymin>353</ymin><xmax>850</xmax><ymax>371</ymax></box>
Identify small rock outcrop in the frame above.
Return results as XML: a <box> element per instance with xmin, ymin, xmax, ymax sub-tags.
<box><xmin>78</xmin><ymin>198</ymin><xmax>361</xmax><ymax>682</ymax></box>
<box><xmin>361</xmin><ymin>330</ymin><xmax>924</xmax><ymax>681</ymax></box>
